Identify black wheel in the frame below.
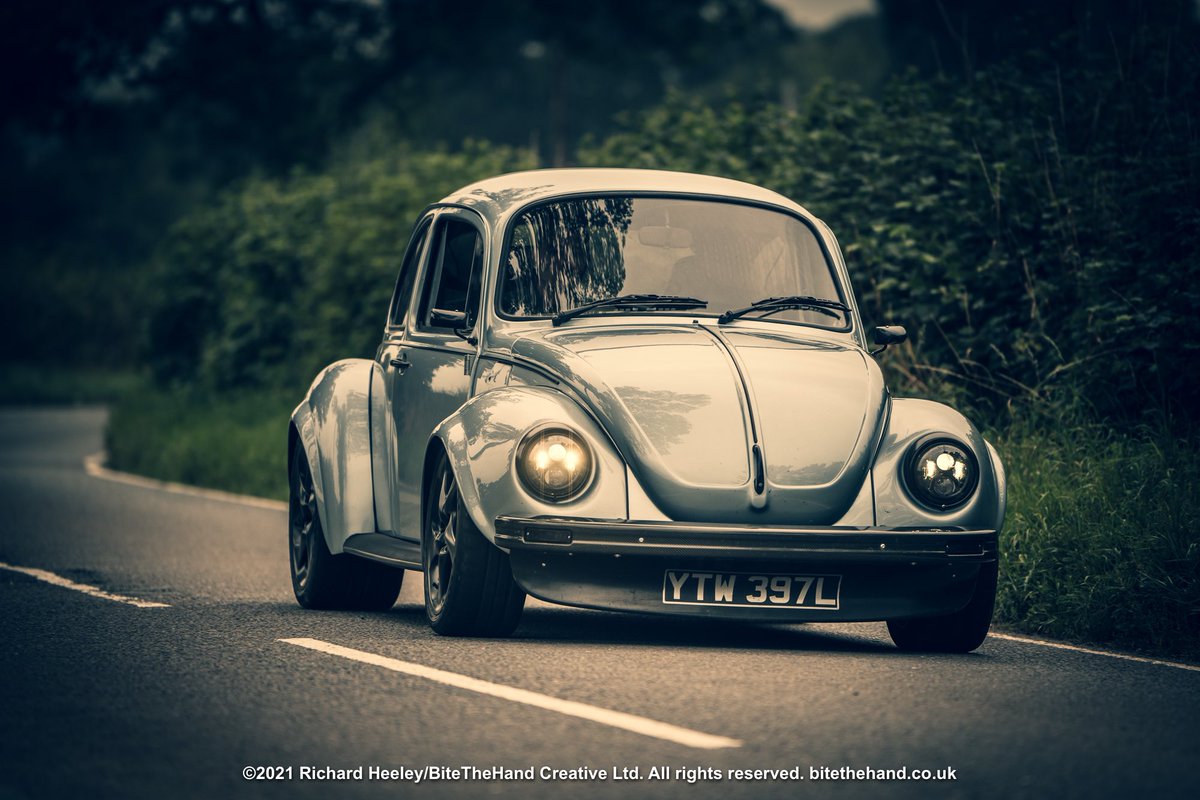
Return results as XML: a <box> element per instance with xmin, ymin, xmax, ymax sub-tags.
<box><xmin>422</xmin><ymin>450</ymin><xmax>525</xmax><ymax>636</ymax></box>
<box><xmin>289</xmin><ymin>443</ymin><xmax>404</xmax><ymax>611</ymax></box>
<box><xmin>887</xmin><ymin>562</ymin><xmax>998</xmax><ymax>653</ymax></box>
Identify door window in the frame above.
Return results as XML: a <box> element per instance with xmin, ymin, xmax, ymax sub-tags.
<box><xmin>387</xmin><ymin>219</ymin><xmax>432</xmax><ymax>328</ymax></box>
<box><xmin>418</xmin><ymin>217</ymin><xmax>484</xmax><ymax>331</ymax></box>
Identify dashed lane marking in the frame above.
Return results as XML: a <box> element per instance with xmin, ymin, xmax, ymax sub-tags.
<box><xmin>280</xmin><ymin>637</ymin><xmax>742</xmax><ymax>750</ymax></box>
<box><xmin>0</xmin><ymin>561</ymin><xmax>170</xmax><ymax>608</ymax></box>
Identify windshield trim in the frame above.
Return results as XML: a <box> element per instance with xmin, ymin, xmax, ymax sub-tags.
<box><xmin>492</xmin><ymin>191</ymin><xmax>854</xmax><ymax>335</ymax></box>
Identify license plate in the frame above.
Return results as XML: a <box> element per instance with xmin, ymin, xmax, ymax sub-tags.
<box><xmin>662</xmin><ymin>570</ymin><xmax>841</xmax><ymax>609</ymax></box>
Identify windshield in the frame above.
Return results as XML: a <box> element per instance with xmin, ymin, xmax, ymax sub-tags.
<box><xmin>498</xmin><ymin>196</ymin><xmax>847</xmax><ymax>329</ymax></box>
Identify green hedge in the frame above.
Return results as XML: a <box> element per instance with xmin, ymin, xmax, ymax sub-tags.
<box><xmin>146</xmin><ymin>142</ymin><xmax>536</xmax><ymax>391</ymax></box>
<box><xmin>581</xmin><ymin>64</ymin><xmax>1200</xmax><ymax>422</ymax></box>
<box><xmin>147</xmin><ymin>29</ymin><xmax>1200</xmax><ymax>423</ymax></box>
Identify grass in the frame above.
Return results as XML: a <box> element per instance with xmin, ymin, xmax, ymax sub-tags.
<box><xmin>102</xmin><ymin>386</ymin><xmax>1200</xmax><ymax>659</ymax></box>
<box><xmin>992</xmin><ymin>415</ymin><xmax>1200</xmax><ymax>660</ymax></box>
<box><xmin>106</xmin><ymin>388</ymin><xmax>293</xmax><ymax>502</ymax></box>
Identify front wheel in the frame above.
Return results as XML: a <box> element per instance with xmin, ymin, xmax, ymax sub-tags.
<box><xmin>289</xmin><ymin>443</ymin><xmax>404</xmax><ymax>611</ymax></box>
<box><xmin>887</xmin><ymin>562</ymin><xmax>998</xmax><ymax>653</ymax></box>
<box><xmin>423</xmin><ymin>450</ymin><xmax>525</xmax><ymax>636</ymax></box>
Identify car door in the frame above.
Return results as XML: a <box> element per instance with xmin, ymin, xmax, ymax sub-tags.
<box><xmin>375</xmin><ymin>214</ymin><xmax>433</xmax><ymax>539</ymax></box>
<box><xmin>385</xmin><ymin>209</ymin><xmax>485</xmax><ymax>539</ymax></box>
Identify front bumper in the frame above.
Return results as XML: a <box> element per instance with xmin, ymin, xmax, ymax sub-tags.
<box><xmin>494</xmin><ymin>516</ymin><xmax>998</xmax><ymax>622</ymax></box>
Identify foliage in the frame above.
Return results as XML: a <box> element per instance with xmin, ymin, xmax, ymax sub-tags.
<box><xmin>994</xmin><ymin>408</ymin><xmax>1200</xmax><ymax>658</ymax></box>
<box><xmin>581</xmin><ymin>25</ymin><xmax>1200</xmax><ymax>425</ymax></box>
<box><xmin>106</xmin><ymin>388</ymin><xmax>292</xmax><ymax>501</ymax></box>
<box><xmin>154</xmin><ymin>24</ymin><xmax>1200</xmax><ymax>420</ymax></box>
<box><xmin>145</xmin><ymin>142</ymin><xmax>536</xmax><ymax>391</ymax></box>
<box><xmin>5</xmin><ymin>0</ymin><xmax>860</xmax><ymax>373</ymax></box>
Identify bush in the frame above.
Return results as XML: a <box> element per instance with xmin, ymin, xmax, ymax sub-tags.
<box><xmin>581</xmin><ymin>28</ymin><xmax>1200</xmax><ymax>424</ymax></box>
<box><xmin>146</xmin><ymin>141</ymin><xmax>536</xmax><ymax>392</ymax></box>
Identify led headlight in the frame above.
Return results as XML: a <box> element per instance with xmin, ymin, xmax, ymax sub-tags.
<box><xmin>515</xmin><ymin>426</ymin><xmax>594</xmax><ymax>502</ymax></box>
<box><xmin>905</xmin><ymin>437</ymin><xmax>979</xmax><ymax>511</ymax></box>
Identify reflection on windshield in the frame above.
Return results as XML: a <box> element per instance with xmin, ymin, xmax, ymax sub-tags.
<box><xmin>503</xmin><ymin>197</ymin><xmax>634</xmax><ymax>317</ymax></box>
<box><xmin>500</xmin><ymin>196</ymin><xmax>844</xmax><ymax>328</ymax></box>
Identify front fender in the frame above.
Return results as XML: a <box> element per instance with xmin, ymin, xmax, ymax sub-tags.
<box><xmin>873</xmin><ymin>398</ymin><xmax>1006</xmax><ymax>531</ymax></box>
<box><xmin>430</xmin><ymin>386</ymin><xmax>627</xmax><ymax>543</ymax></box>
<box><xmin>290</xmin><ymin>359</ymin><xmax>380</xmax><ymax>553</ymax></box>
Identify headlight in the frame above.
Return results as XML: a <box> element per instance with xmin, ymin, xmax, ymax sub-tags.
<box><xmin>905</xmin><ymin>437</ymin><xmax>978</xmax><ymax>511</ymax></box>
<box><xmin>515</xmin><ymin>426</ymin><xmax>595</xmax><ymax>502</ymax></box>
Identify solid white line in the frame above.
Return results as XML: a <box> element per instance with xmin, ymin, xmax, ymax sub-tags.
<box><xmin>989</xmin><ymin>632</ymin><xmax>1200</xmax><ymax>673</ymax></box>
<box><xmin>84</xmin><ymin>452</ymin><xmax>286</xmax><ymax>512</ymax></box>
<box><xmin>0</xmin><ymin>561</ymin><xmax>170</xmax><ymax>608</ymax></box>
<box><xmin>280</xmin><ymin>637</ymin><xmax>742</xmax><ymax>750</ymax></box>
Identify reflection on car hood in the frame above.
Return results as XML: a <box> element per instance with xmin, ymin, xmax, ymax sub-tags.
<box><xmin>512</xmin><ymin>324</ymin><xmax>887</xmax><ymax>525</ymax></box>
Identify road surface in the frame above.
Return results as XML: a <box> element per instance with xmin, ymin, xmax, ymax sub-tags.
<box><xmin>0</xmin><ymin>407</ymin><xmax>1196</xmax><ymax>799</ymax></box>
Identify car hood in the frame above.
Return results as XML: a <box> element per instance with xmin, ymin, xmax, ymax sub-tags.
<box><xmin>511</xmin><ymin>324</ymin><xmax>887</xmax><ymax>525</ymax></box>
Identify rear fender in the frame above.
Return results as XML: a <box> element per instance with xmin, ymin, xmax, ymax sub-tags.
<box><xmin>290</xmin><ymin>359</ymin><xmax>381</xmax><ymax>553</ymax></box>
<box><xmin>429</xmin><ymin>386</ymin><xmax>627</xmax><ymax>544</ymax></box>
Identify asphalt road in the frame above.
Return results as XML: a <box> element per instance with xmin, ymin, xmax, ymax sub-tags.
<box><xmin>1</xmin><ymin>407</ymin><xmax>1197</xmax><ymax>800</ymax></box>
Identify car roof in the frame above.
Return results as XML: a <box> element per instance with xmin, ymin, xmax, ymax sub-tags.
<box><xmin>435</xmin><ymin>168</ymin><xmax>815</xmax><ymax>224</ymax></box>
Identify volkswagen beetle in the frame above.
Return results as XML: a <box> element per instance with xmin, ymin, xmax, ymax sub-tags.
<box><xmin>288</xmin><ymin>168</ymin><xmax>1005</xmax><ymax>652</ymax></box>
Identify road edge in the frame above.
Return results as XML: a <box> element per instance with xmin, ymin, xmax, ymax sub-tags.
<box><xmin>84</xmin><ymin>452</ymin><xmax>287</xmax><ymax>512</ymax></box>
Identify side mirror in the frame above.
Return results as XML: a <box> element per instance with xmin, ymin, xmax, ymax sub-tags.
<box><xmin>871</xmin><ymin>325</ymin><xmax>907</xmax><ymax>355</ymax></box>
<box><xmin>429</xmin><ymin>308</ymin><xmax>468</xmax><ymax>329</ymax></box>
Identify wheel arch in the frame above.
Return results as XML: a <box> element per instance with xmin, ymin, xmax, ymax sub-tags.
<box><xmin>290</xmin><ymin>358</ymin><xmax>380</xmax><ymax>554</ymax></box>
<box><xmin>428</xmin><ymin>385</ymin><xmax>628</xmax><ymax>544</ymax></box>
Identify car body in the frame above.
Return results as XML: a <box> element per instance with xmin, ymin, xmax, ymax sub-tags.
<box><xmin>288</xmin><ymin>168</ymin><xmax>1005</xmax><ymax>652</ymax></box>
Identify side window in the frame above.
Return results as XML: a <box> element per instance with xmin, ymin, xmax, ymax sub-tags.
<box><xmin>417</xmin><ymin>218</ymin><xmax>484</xmax><ymax>330</ymax></box>
<box><xmin>387</xmin><ymin>219</ymin><xmax>431</xmax><ymax>328</ymax></box>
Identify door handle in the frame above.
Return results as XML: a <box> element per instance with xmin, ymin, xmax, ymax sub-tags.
<box><xmin>390</xmin><ymin>354</ymin><xmax>411</xmax><ymax>373</ymax></box>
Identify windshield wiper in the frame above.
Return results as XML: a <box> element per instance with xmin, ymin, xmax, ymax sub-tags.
<box><xmin>718</xmin><ymin>295</ymin><xmax>849</xmax><ymax>325</ymax></box>
<box><xmin>552</xmin><ymin>294</ymin><xmax>708</xmax><ymax>327</ymax></box>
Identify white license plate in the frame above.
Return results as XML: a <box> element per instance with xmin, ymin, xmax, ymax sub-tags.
<box><xmin>662</xmin><ymin>570</ymin><xmax>841</xmax><ymax>609</ymax></box>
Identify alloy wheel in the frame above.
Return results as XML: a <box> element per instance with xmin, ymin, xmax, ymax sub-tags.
<box><xmin>425</xmin><ymin>462</ymin><xmax>459</xmax><ymax>615</ymax></box>
<box><xmin>289</xmin><ymin>450</ymin><xmax>318</xmax><ymax>590</ymax></box>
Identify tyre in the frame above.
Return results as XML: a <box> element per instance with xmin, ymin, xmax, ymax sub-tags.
<box><xmin>422</xmin><ymin>450</ymin><xmax>525</xmax><ymax>636</ymax></box>
<box><xmin>289</xmin><ymin>443</ymin><xmax>404</xmax><ymax>611</ymax></box>
<box><xmin>887</xmin><ymin>561</ymin><xmax>998</xmax><ymax>653</ymax></box>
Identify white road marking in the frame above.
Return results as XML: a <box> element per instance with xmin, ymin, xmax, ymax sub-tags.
<box><xmin>84</xmin><ymin>452</ymin><xmax>286</xmax><ymax>512</ymax></box>
<box><xmin>280</xmin><ymin>637</ymin><xmax>742</xmax><ymax>750</ymax></box>
<box><xmin>989</xmin><ymin>632</ymin><xmax>1200</xmax><ymax>673</ymax></box>
<box><xmin>0</xmin><ymin>561</ymin><xmax>170</xmax><ymax>608</ymax></box>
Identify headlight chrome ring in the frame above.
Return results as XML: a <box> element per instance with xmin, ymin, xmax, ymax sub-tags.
<box><xmin>903</xmin><ymin>435</ymin><xmax>979</xmax><ymax>511</ymax></box>
<box><xmin>515</xmin><ymin>425</ymin><xmax>595</xmax><ymax>502</ymax></box>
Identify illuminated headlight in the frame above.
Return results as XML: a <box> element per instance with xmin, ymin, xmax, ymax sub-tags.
<box><xmin>515</xmin><ymin>426</ymin><xmax>594</xmax><ymax>502</ymax></box>
<box><xmin>905</xmin><ymin>437</ymin><xmax>978</xmax><ymax>511</ymax></box>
